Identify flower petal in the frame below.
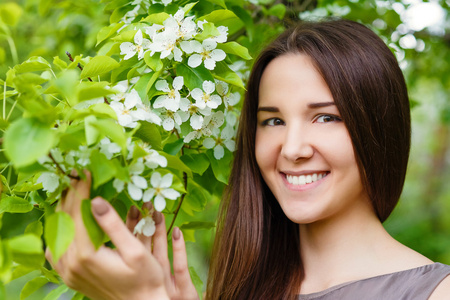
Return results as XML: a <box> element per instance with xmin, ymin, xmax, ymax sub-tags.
<box><xmin>128</xmin><ymin>183</ymin><xmax>143</xmax><ymax>200</ymax></box>
<box><xmin>155</xmin><ymin>80</ymin><xmax>170</xmax><ymax>92</ymax></box>
<box><xmin>154</xmin><ymin>195</ymin><xmax>166</xmax><ymax>211</ymax></box>
<box><xmin>143</xmin><ymin>188</ymin><xmax>155</xmax><ymax>203</ymax></box>
<box><xmin>203</xmin><ymin>137</ymin><xmax>216</xmax><ymax>149</ymax></box>
<box><xmin>151</xmin><ymin>172</ymin><xmax>162</xmax><ymax>187</ymax></box>
<box><xmin>162</xmin><ymin>117</ymin><xmax>175</xmax><ymax>131</ymax></box>
<box><xmin>211</xmin><ymin>49</ymin><xmax>226</xmax><ymax>62</ymax></box>
<box><xmin>204</xmin><ymin>58</ymin><xmax>216</xmax><ymax>70</ymax></box>
<box><xmin>203</xmin><ymin>80</ymin><xmax>215</xmax><ymax>94</ymax></box>
<box><xmin>173</xmin><ymin>76</ymin><xmax>184</xmax><ymax>90</ymax></box>
<box><xmin>134</xmin><ymin>29</ymin><xmax>143</xmax><ymax>45</ymax></box>
<box><xmin>188</xmin><ymin>54</ymin><xmax>202</xmax><ymax>68</ymax></box>
<box><xmin>161</xmin><ymin>188</ymin><xmax>181</xmax><ymax>200</ymax></box>
<box><xmin>160</xmin><ymin>173</ymin><xmax>173</xmax><ymax>188</ymax></box>
<box><xmin>214</xmin><ymin>145</ymin><xmax>225</xmax><ymax>160</ymax></box>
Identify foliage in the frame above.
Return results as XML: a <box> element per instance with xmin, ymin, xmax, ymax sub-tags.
<box><xmin>1</xmin><ymin>0</ymin><xmax>449</xmax><ymax>299</ymax></box>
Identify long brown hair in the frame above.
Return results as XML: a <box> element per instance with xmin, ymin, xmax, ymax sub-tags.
<box><xmin>206</xmin><ymin>19</ymin><xmax>411</xmax><ymax>299</ymax></box>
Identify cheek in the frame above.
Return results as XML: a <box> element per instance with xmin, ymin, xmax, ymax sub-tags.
<box><xmin>255</xmin><ymin>130</ymin><xmax>274</xmax><ymax>171</ymax></box>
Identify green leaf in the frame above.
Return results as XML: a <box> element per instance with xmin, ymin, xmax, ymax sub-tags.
<box><xmin>85</xmin><ymin>115</ymin><xmax>100</xmax><ymax>146</ymax></box>
<box><xmin>53</xmin><ymin>56</ymin><xmax>68</xmax><ymax>70</ymax></box>
<box><xmin>180</xmin><ymin>153</ymin><xmax>210</xmax><ymax>175</ymax></box>
<box><xmin>14</xmin><ymin>57</ymin><xmax>51</xmax><ymax>73</ymax></box>
<box><xmin>81</xmin><ymin>199</ymin><xmax>105</xmax><ymax>249</ymax></box>
<box><xmin>92</xmin><ymin>119</ymin><xmax>128</xmax><ymax>152</ymax></box>
<box><xmin>43</xmin><ymin>284</ymin><xmax>69</xmax><ymax>300</ymax></box>
<box><xmin>3</xmin><ymin>117</ymin><xmax>56</xmax><ymax>167</ymax></box>
<box><xmin>89</xmin><ymin>150</ymin><xmax>117</xmax><ymax>189</ymax></box>
<box><xmin>163</xmin><ymin>138</ymin><xmax>184</xmax><ymax>156</ymax></box>
<box><xmin>20</xmin><ymin>276</ymin><xmax>49</xmax><ymax>300</ymax></box>
<box><xmin>25</xmin><ymin>220</ymin><xmax>44</xmax><ymax>237</ymax></box>
<box><xmin>189</xmin><ymin>266</ymin><xmax>203</xmax><ymax>300</ymax></box>
<box><xmin>206</xmin><ymin>149</ymin><xmax>232</xmax><ymax>184</ymax></box>
<box><xmin>77</xmin><ymin>81</ymin><xmax>116</xmax><ymax>101</ymax></box>
<box><xmin>179</xmin><ymin>221</ymin><xmax>215</xmax><ymax>230</ymax></box>
<box><xmin>0</xmin><ymin>2</ymin><xmax>23</xmax><ymax>26</ymax></box>
<box><xmin>144</xmin><ymin>51</ymin><xmax>163</xmax><ymax>71</ymax></box>
<box><xmin>205</xmin><ymin>0</ymin><xmax>226</xmax><ymax>9</ymax></box>
<box><xmin>198</xmin><ymin>9</ymin><xmax>238</xmax><ymax>24</ymax></box>
<box><xmin>217</xmin><ymin>42</ymin><xmax>252</xmax><ymax>60</ymax></box>
<box><xmin>134</xmin><ymin>122</ymin><xmax>162</xmax><ymax>150</ymax></box>
<box><xmin>160</xmin><ymin>152</ymin><xmax>193</xmax><ymax>178</ymax></box>
<box><xmin>213</xmin><ymin>61</ymin><xmax>245</xmax><ymax>89</ymax></box>
<box><xmin>80</xmin><ymin>56</ymin><xmax>120</xmax><ymax>79</ymax></box>
<box><xmin>142</xmin><ymin>12</ymin><xmax>170</xmax><ymax>24</ymax></box>
<box><xmin>44</xmin><ymin>212</ymin><xmax>75</xmax><ymax>262</ymax></box>
<box><xmin>0</xmin><ymin>197</ymin><xmax>33</xmax><ymax>214</ymax></box>
<box><xmin>195</xmin><ymin>22</ymin><xmax>220</xmax><ymax>41</ymax></box>
<box><xmin>176</xmin><ymin>63</ymin><xmax>214</xmax><ymax>91</ymax></box>
<box><xmin>7</xmin><ymin>234</ymin><xmax>43</xmax><ymax>254</ymax></box>
<box><xmin>183</xmin><ymin>180</ymin><xmax>209</xmax><ymax>215</ymax></box>
<box><xmin>268</xmin><ymin>4</ymin><xmax>286</xmax><ymax>20</ymax></box>
<box><xmin>97</xmin><ymin>23</ymin><xmax>123</xmax><ymax>46</ymax></box>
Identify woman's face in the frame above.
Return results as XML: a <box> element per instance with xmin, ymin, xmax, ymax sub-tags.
<box><xmin>255</xmin><ymin>53</ymin><xmax>371</xmax><ymax>224</ymax></box>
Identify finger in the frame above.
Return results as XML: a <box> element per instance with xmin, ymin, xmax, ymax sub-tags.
<box><xmin>152</xmin><ymin>212</ymin><xmax>171</xmax><ymax>287</ymax></box>
<box><xmin>126</xmin><ymin>206</ymin><xmax>140</xmax><ymax>232</ymax></box>
<box><xmin>91</xmin><ymin>197</ymin><xmax>145</xmax><ymax>264</ymax></box>
<box><xmin>69</xmin><ymin>172</ymin><xmax>95</xmax><ymax>253</ymax></box>
<box><xmin>172</xmin><ymin>227</ymin><xmax>197</xmax><ymax>296</ymax></box>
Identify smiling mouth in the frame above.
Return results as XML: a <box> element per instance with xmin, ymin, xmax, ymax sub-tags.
<box><xmin>285</xmin><ymin>172</ymin><xmax>329</xmax><ymax>186</ymax></box>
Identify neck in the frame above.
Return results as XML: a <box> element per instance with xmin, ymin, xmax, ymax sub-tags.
<box><xmin>298</xmin><ymin>199</ymin><xmax>395</xmax><ymax>293</ymax></box>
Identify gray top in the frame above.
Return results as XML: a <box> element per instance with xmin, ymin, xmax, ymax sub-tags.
<box><xmin>298</xmin><ymin>263</ymin><xmax>450</xmax><ymax>300</ymax></box>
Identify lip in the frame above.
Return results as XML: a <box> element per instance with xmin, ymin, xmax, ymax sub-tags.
<box><xmin>280</xmin><ymin>171</ymin><xmax>329</xmax><ymax>191</ymax></box>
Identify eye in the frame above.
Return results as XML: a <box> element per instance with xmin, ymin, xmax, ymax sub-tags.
<box><xmin>262</xmin><ymin>118</ymin><xmax>285</xmax><ymax>126</ymax></box>
<box><xmin>315</xmin><ymin>114</ymin><xmax>342</xmax><ymax>123</ymax></box>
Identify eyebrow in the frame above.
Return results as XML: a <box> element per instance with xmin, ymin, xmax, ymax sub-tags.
<box><xmin>308</xmin><ymin>102</ymin><xmax>335</xmax><ymax>108</ymax></box>
<box><xmin>257</xmin><ymin>106</ymin><xmax>279</xmax><ymax>113</ymax></box>
<box><xmin>257</xmin><ymin>102</ymin><xmax>335</xmax><ymax>112</ymax></box>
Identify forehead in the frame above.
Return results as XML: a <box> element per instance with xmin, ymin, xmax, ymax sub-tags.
<box><xmin>258</xmin><ymin>54</ymin><xmax>334</xmax><ymax>107</ymax></box>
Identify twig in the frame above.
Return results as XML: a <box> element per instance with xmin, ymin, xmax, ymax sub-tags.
<box><xmin>65</xmin><ymin>51</ymin><xmax>109</xmax><ymax>104</ymax></box>
<box><xmin>167</xmin><ymin>171</ymin><xmax>188</xmax><ymax>236</ymax></box>
<box><xmin>48</xmin><ymin>152</ymin><xmax>80</xmax><ymax>180</ymax></box>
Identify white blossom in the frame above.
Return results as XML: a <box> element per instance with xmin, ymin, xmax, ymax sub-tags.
<box><xmin>148</xmin><ymin>30</ymin><xmax>182</xmax><ymax>62</ymax></box>
<box><xmin>206</xmin><ymin>25</ymin><xmax>228</xmax><ymax>43</ymax></box>
<box><xmin>110</xmin><ymin>89</ymin><xmax>150</xmax><ymax>128</ymax></box>
<box><xmin>128</xmin><ymin>174</ymin><xmax>148</xmax><ymax>200</ymax></box>
<box><xmin>183</xmin><ymin>40</ymin><xmax>226</xmax><ymax>70</ymax></box>
<box><xmin>37</xmin><ymin>172</ymin><xmax>60</xmax><ymax>193</ymax></box>
<box><xmin>154</xmin><ymin>76</ymin><xmax>184</xmax><ymax>111</ymax></box>
<box><xmin>203</xmin><ymin>126</ymin><xmax>236</xmax><ymax>159</ymax></box>
<box><xmin>134</xmin><ymin>216</ymin><xmax>156</xmax><ymax>237</ymax></box>
<box><xmin>191</xmin><ymin>80</ymin><xmax>222</xmax><ymax>109</ymax></box>
<box><xmin>120</xmin><ymin>29</ymin><xmax>151</xmax><ymax>60</ymax></box>
<box><xmin>143</xmin><ymin>172</ymin><xmax>181</xmax><ymax>211</ymax></box>
<box><xmin>159</xmin><ymin>108</ymin><xmax>189</xmax><ymax>131</ymax></box>
<box><xmin>99</xmin><ymin>138</ymin><xmax>121</xmax><ymax>159</ymax></box>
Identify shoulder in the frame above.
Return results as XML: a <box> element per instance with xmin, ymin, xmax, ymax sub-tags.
<box><xmin>428</xmin><ymin>274</ymin><xmax>450</xmax><ymax>300</ymax></box>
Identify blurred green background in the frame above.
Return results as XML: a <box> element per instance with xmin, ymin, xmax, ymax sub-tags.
<box><xmin>1</xmin><ymin>0</ymin><xmax>449</xmax><ymax>298</ymax></box>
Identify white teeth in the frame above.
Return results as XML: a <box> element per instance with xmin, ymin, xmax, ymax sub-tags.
<box><xmin>286</xmin><ymin>173</ymin><xmax>327</xmax><ymax>186</ymax></box>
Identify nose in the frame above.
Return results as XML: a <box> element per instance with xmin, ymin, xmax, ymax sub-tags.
<box><xmin>280</xmin><ymin>124</ymin><xmax>314</xmax><ymax>162</ymax></box>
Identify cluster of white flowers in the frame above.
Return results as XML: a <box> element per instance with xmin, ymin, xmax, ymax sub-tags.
<box><xmin>120</xmin><ymin>8</ymin><xmax>228</xmax><ymax>70</ymax></box>
<box><xmin>109</xmin><ymin>81</ymin><xmax>161</xmax><ymax>128</ymax></box>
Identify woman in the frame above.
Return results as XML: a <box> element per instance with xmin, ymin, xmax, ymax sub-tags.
<box><xmin>48</xmin><ymin>19</ymin><xmax>450</xmax><ymax>299</ymax></box>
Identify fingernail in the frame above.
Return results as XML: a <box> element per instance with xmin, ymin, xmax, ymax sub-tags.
<box><xmin>154</xmin><ymin>211</ymin><xmax>163</xmax><ymax>225</ymax></box>
<box><xmin>173</xmin><ymin>227</ymin><xmax>181</xmax><ymax>240</ymax></box>
<box><xmin>129</xmin><ymin>206</ymin><xmax>139</xmax><ymax>219</ymax></box>
<box><xmin>92</xmin><ymin>198</ymin><xmax>109</xmax><ymax>216</ymax></box>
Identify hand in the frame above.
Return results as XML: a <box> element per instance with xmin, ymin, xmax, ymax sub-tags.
<box><xmin>46</xmin><ymin>172</ymin><xmax>197</xmax><ymax>300</ymax></box>
<box><xmin>126</xmin><ymin>204</ymin><xmax>199</xmax><ymax>300</ymax></box>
